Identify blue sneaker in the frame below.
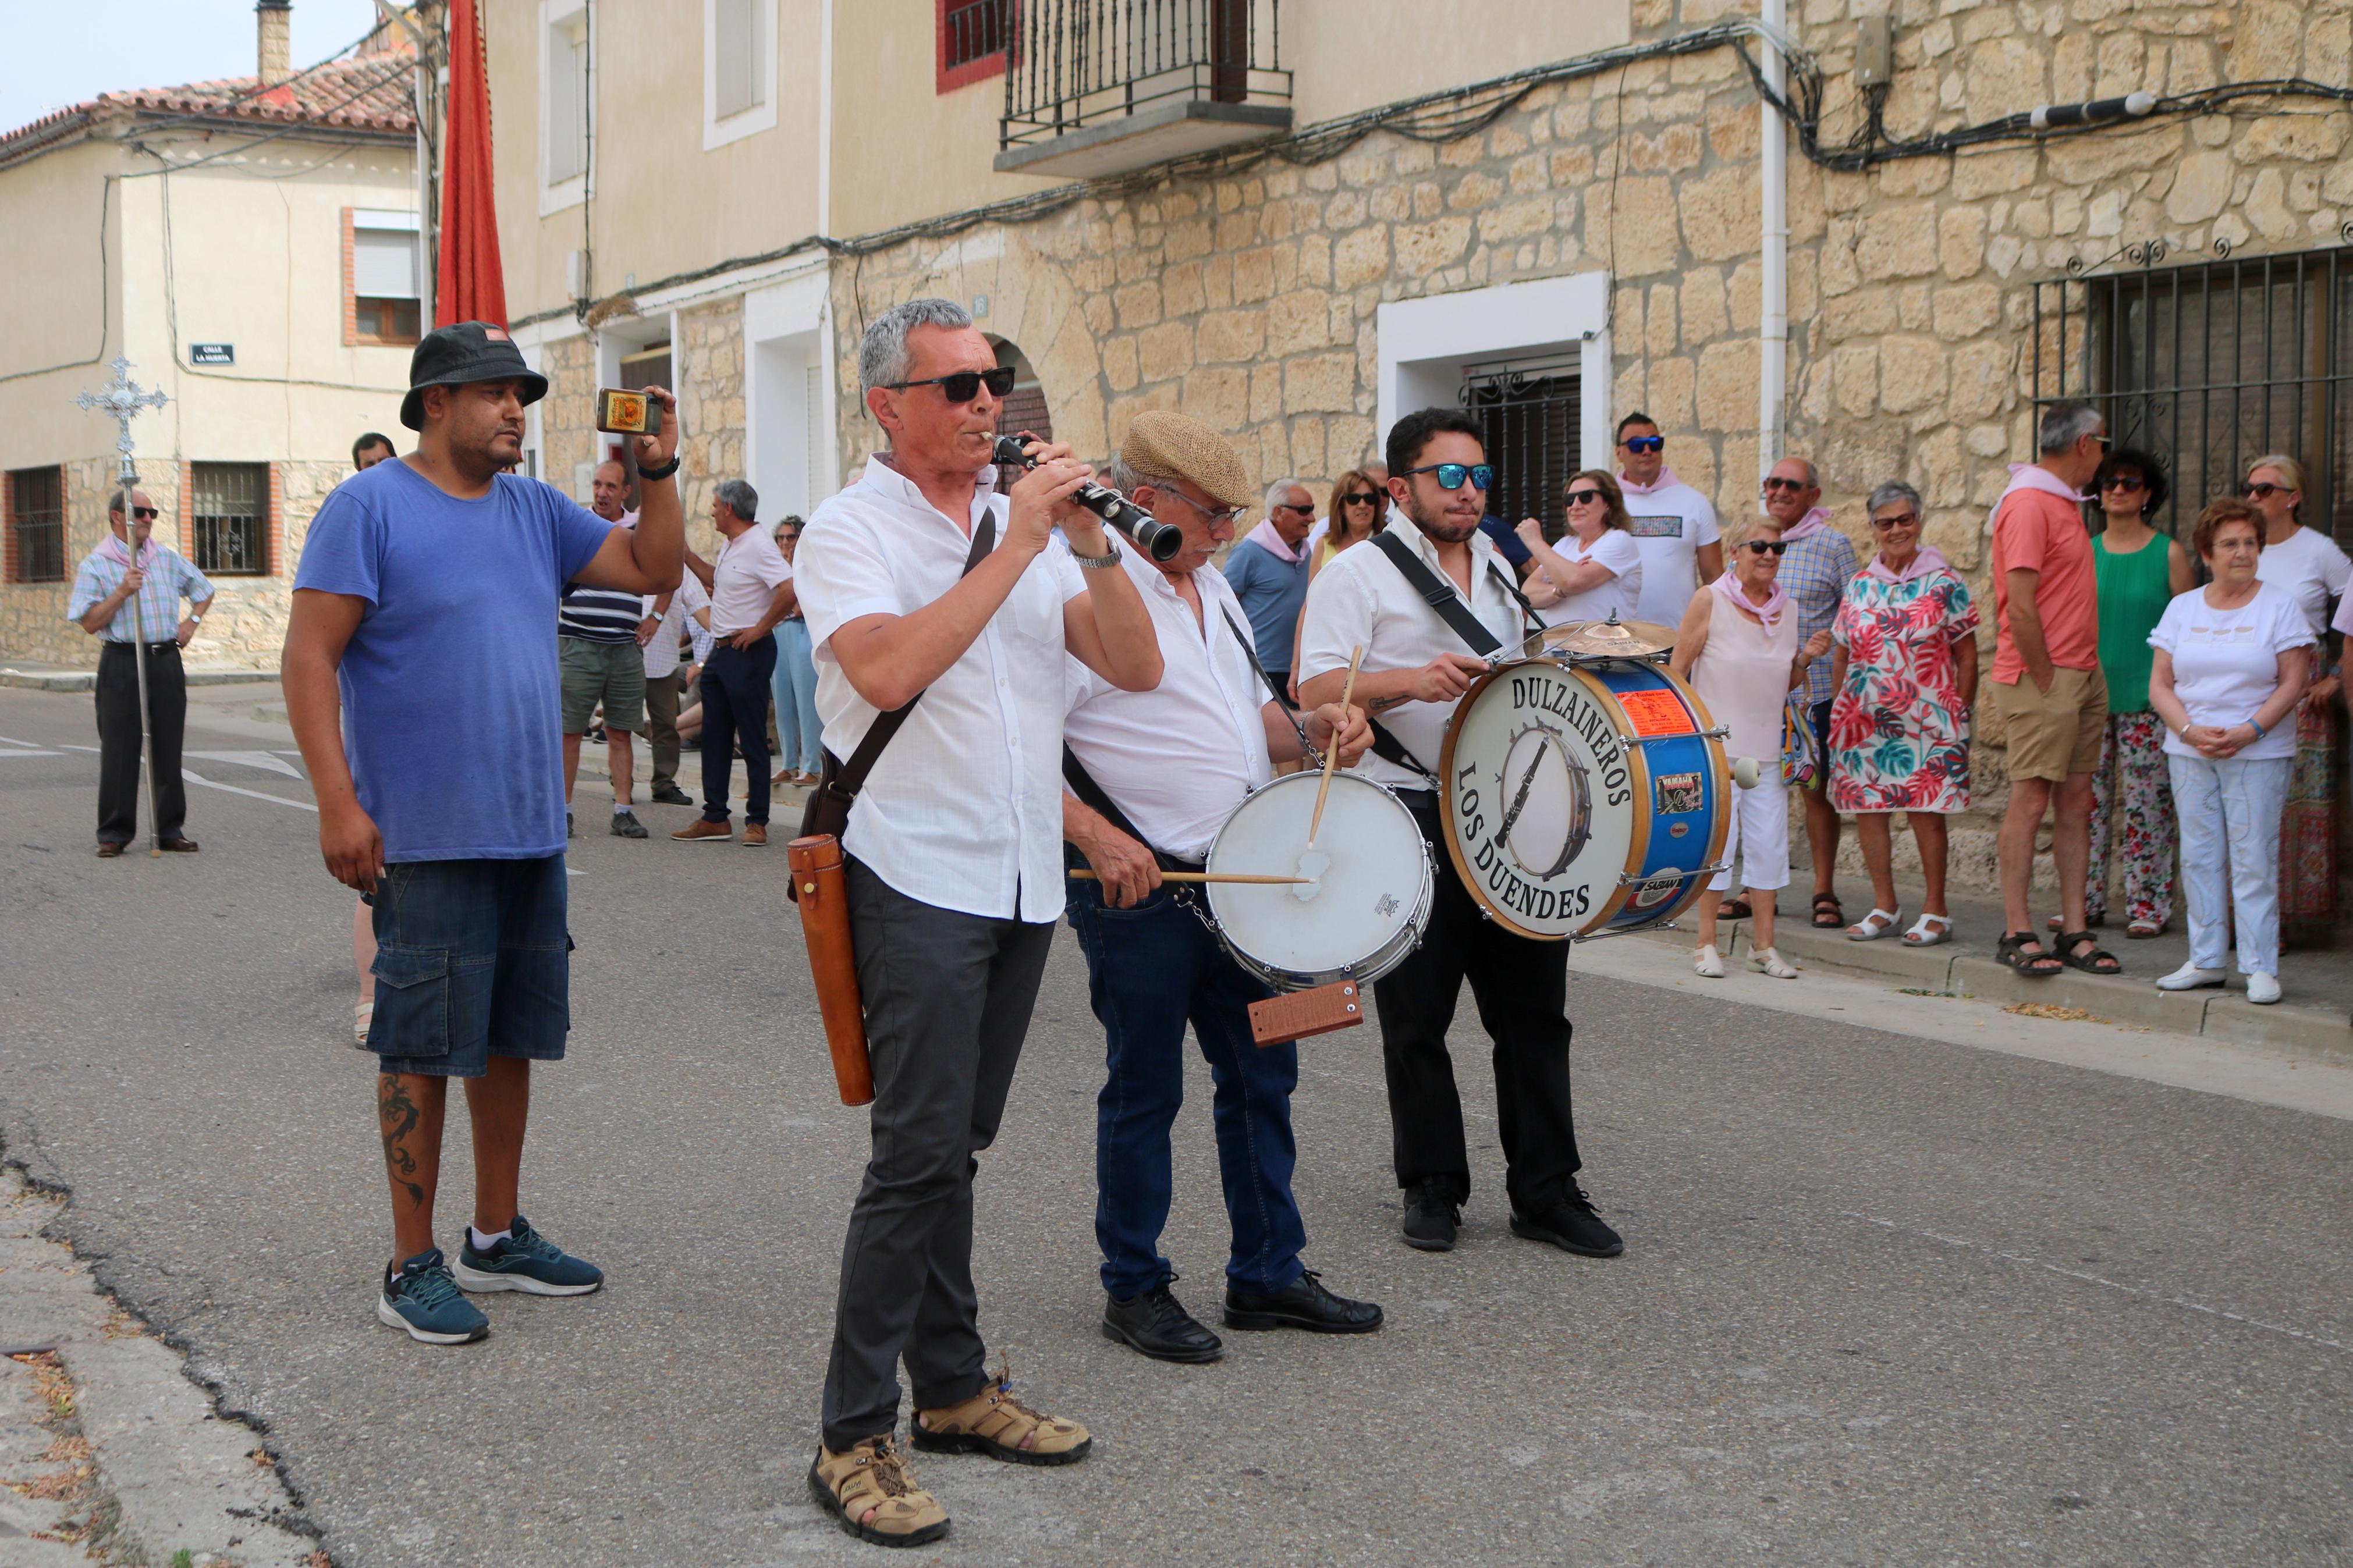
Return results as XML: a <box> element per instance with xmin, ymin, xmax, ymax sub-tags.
<box><xmin>452</xmin><ymin>1215</ymin><xmax>604</xmax><ymax>1296</ymax></box>
<box><xmin>378</xmin><ymin>1249</ymin><xmax>489</xmax><ymax>1345</ymax></box>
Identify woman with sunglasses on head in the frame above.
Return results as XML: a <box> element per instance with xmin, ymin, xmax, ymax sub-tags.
<box><xmin>2148</xmin><ymin>499</ymin><xmax>2315</xmax><ymax>1004</ymax></box>
<box><xmin>2244</xmin><ymin>454</ymin><xmax>2351</xmax><ymax>945</ymax></box>
<box><xmin>2072</xmin><ymin>449</ymin><xmax>2192</xmax><ymax>941</ymax></box>
<box><xmin>1671</xmin><ymin>518</ymin><xmax>1834</xmax><ymax>979</ymax></box>
<box><xmin>1514</xmin><ymin>471</ymin><xmax>1644</xmax><ymax>627</ymax></box>
<box><xmin>1825</xmin><ymin>482</ymin><xmax>1981</xmax><ymax>946</ymax></box>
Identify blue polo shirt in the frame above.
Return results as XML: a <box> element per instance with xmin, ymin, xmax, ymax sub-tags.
<box><xmin>1223</xmin><ymin>535</ymin><xmax>1310</xmax><ymax>674</ymax></box>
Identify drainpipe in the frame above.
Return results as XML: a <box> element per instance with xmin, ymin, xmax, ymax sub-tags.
<box><xmin>1758</xmin><ymin>0</ymin><xmax>1788</xmax><ymax>485</ymax></box>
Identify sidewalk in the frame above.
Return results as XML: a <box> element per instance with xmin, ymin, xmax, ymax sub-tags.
<box><xmin>1649</xmin><ymin>879</ymin><xmax>2352</xmax><ymax>1063</ymax></box>
<box><xmin>0</xmin><ymin>1167</ymin><xmax>318</xmax><ymax>1567</ymax></box>
<box><xmin>0</xmin><ymin>664</ymin><xmax>275</xmax><ymax>693</ymax></box>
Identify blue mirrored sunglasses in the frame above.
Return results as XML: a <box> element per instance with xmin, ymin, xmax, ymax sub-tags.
<box><xmin>1400</xmin><ymin>461</ymin><xmax>1495</xmax><ymax>492</ymax></box>
<box><xmin>1621</xmin><ymin>435</ymin><xmax>1665</xmax><ymax>454</ymax></box>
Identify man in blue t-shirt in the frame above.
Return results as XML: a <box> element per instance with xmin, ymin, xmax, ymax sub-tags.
<box><xmin>1222</xmin><ymin>478</ymin><xmax>1316</xmax><ymax>691</ymax></box>
<box><xmin>283</xmin><ymin>322</ymin><xmax>686</xmax><ymax>1346</ymax></box>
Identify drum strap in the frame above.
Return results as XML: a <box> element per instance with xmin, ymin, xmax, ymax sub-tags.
<box><xmin>1061</xmin><ymin>746</ymin><xmax>1204</xmax><ymax>873</ymax></box>
<box><xmin>1357</xmin><ymin>529</ymin><xmax>1542</xmax><ymax>784</ymax></box>
<box><xmin>1216</xmin><ymin>605</ymin><xmax>1319</xmax><ymax>763</ymax></box>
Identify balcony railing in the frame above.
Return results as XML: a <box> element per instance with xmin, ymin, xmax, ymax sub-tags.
<box><xmin>996</xmin><ymin>0</ymin><xmax>1293</xmax><ymax>178</ymax></box>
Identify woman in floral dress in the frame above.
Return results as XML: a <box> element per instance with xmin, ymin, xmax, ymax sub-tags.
<box><xmin>1828</xmin><ymin>481</ymin><xmax>1981</xmax><ymax>947</ymax></box>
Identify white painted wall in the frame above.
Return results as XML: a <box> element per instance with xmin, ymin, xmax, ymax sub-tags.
<box><xmin>1375</xmin><ymin>272</ymin><xmax>1614</xmax><ymax>465</ymax></box>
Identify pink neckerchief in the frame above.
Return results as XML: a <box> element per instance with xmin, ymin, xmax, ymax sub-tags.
<box><xmin>1778</xmin><ymin>505</ymin><xmax>1834</xmax><ymax>542</ymax></box>
<box><xmin>1241</xmin><ymin>517</ymin><xmax>1309</xmax><ymax>564</ymax></box>
<box><xmin>1709</xmin><ymin>567</ymin><xmax>1790</xmax><ymax>629</ymax></box>
<box><xmin>1988</xmin><ymin>463</ymin><xmax>2086</xmax><ymax>528</ymax></box>
<box><xmin>1616</xmin><ymin>465</ymin><xmax>1683</xmax><ymax>498</ymax></box>
<box><xmin>1864</xmin><ymin>543</ymin><xmax>1951</xmax><ymax>584</ymax></box>
<box><xmin>97</xmin><ymin>533</ymin><xmax>158</xmax><ymax>571</ymax></box>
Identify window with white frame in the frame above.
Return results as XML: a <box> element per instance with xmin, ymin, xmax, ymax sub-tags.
<box><xmin>545</xmin><ymin>8</ymin><xmax>590</xmax><ymax>187</ymax></box>
<box><xmin>349</xmin><ymin>209</ymin><xmax>421</xmax><ymax>345</ymax></box>
<box><xmin>703</xmin><ymin>0</ymin><xmax>778</xmax><ymax>149</ymax></box>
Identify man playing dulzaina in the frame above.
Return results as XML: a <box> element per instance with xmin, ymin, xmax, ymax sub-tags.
<box><xmin>282</xmin><ymin>322</ymin><xmax>686</xmax><ymax>1345</ymax></box>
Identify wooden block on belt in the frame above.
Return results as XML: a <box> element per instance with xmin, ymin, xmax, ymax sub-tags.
<box><xmin>1248</xmin><ymin>981</ymin><xmax>1365</xmax><ymax>1047</ymax></box>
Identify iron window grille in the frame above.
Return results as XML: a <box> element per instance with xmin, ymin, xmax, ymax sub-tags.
<box><xmin>190</xmin><ymin>463</ymin><xmax>269</xmax><ymax>577</ymax></box>
<box><xmin>945</xmin><ymin>0</ymin><xmax>1016</xmax><ymax>72</ymax></box>
<box><xmin>8</xmin><ymin>466</ymin><xmax>65</xmax><ymax>584</ymax></box>
<box><xmin>1000</xmin><ymin>0</ymin><xmax>1289</xmax><ymax>150</ymax></box>
<box><xmin>2032</xmin><ymin>239</ymin><xmax>2353</xmax><ymax>546</ymax></box>
<box><xmin>1460</xmin><ymin>351</ymin><xmax>1583</xmax><ymax>539</ymax></box>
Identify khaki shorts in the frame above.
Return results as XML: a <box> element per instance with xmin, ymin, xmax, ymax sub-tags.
<box><xmin>1992</xmin><ymin>665</ymin><xmax>2106</xmax><ymax>781</ymax></box>
<box><xmin>559</xmin><ymin>637</ymin><xmax>647</xmax><ymax>735</ymax></box>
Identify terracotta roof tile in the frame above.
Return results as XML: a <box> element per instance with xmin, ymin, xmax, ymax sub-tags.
<box><xmin>0</xmin><ymin>52</ymin><xmax>417</xmax><ymax>162</ymax></box>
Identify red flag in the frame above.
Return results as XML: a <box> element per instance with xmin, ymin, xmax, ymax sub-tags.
<box><xmin>435</xmin><ymin>0</ymin><xmax>507</xmax><ymax>327</ymax></box>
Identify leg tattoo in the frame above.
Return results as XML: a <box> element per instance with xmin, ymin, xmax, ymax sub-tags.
<box><xmin>378</xmin><ymin>1074</ymin><xmax>426</xmax><ymax>1207</ymax></box>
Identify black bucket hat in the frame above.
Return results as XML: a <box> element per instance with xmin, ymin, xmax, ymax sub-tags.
<box><xmin>400</xmin><ymin>321</ymin><xmax>549</xmax><ymax>431</ymax></box>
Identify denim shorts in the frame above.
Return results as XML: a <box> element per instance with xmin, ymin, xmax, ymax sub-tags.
<box><xmin>365</xmin><ymin>856</ymin><xmax>572</xmax><ymax>1077</ymax></box>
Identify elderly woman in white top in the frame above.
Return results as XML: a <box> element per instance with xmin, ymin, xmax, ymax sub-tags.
<box><xmin>1516</xmin><ymin>470</ymin><xmax>1644</xmax><ymax>627</ymax></box>
<box><xmin>1670</xmin><ymin>518</ymin><xmax>1833</xmax><ymax>979</ymax></box>
<box><xmin>2242</xmin><ymin>453</ymin><xmax>2351</xmax><ymax>945</ymax></box>
<box><xmin>2148</xmin><ymin>498</ymin><xmax>2314</xmax><ymax>1004</ymax></box>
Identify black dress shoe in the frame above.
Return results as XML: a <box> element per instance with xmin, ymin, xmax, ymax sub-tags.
<box><xmin>159</xmin><ymin>838</ymin><xmax>199</xmax><ymax>852</ymax></box>
<box><xmin>1509</xmin><ymin>1185</ymin><xmax>1624</xmax><ymax>1258</ymax></box>
<box><xmin>1223</xmin><ymin>1270</ymin><xmax>1383</xmax><ymax>1334</ymax></box>
<box><xmin>650</xmin><ymin>785</ymin><xmax>694</xmax><ymax>807</ymax></box>
<box><xmin>1102</xmin><ymin>1281</ymin><xmax>1222</xmax><ymax>1363</ymax></box>
<box><xmin>1401</xmin><ymin>1182</ymin><xmax>1460</xmax><ymax>1251</ymax></box>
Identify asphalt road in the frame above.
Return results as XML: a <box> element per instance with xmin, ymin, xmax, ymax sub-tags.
<box><xmin>2</xmin><ymin>684</ymin><xmax>2348</xmax><ymax>1567</ymax></box>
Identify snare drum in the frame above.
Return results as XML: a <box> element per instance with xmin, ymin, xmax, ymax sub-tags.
<box><xmin>1203</xmin><ymin>770</ymin><xmax>1433</xmax><ymax>990</ymax></box>
<box><xmin>1438</xmin><ymin>657</ymin><xmax>1729</xmax><ymax>941</ymax></box>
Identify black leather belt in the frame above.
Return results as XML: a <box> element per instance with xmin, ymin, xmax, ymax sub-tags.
<box><xmin>102</xmin><ymin>639</ymin><xmax>178</xmax><ymax>654</ymax></box>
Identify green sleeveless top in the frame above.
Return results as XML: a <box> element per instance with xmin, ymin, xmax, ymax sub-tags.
<box><xmin>2093</xmin><ymin>532</ymin><xmax>2174</xmax><ymax>712</ymax></box>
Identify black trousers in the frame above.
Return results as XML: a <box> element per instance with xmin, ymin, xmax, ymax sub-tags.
<box><xmin>697</xmin><ymin>636</ymin><xmax>775</xmax><ymax>826</ymax></box>
<box><xmin>821</xmin><ymin>860</ymin><xmax>1054</xmax><ymax>1451</ymax></box>
<box><xmin>1371</xmin><ymin>793</ymin><xmax>1581</xmax><ymax>1214</ymax></box>
<box><xmin>94</xmin><ymin>641</ymin><xmax>187</xmax><ymax>845</ymax></box>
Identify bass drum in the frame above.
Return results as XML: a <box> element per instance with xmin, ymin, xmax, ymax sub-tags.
<box><xmin>1203</xmin><ymin>770</ymin><xmax>1433</xmax><ymax>990</ymax></box>
<box><xmin>1438</xmin><ymin>657</ymin><xmax>1729</xmax><ymax>941</ymax></box>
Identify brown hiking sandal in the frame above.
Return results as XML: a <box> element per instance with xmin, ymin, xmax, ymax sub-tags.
<box><xmin>807</xmin><ymin>1434</ymin><xmax>949</xmax><ymax>1549</ymax></box>
<box><xmin>912</xmin><ymin>1353</ymin><xmax>1092</xmax><ymax>1467</ymax></box>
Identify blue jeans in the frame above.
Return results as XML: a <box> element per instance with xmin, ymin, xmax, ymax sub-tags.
<box><xmin>1066</xmin><ymin>874</ymin><xmax>1306</xmax><ymax>1299</ymax></box>
<box><xmin>2169</xmin><ymin>753</ymin><xmax>2291</xmax><ymax>976</ymax></box>
<box><xmin>771</xmin><ymin>618</ymin><xmax>821</xmax><ymax>775</ymax></box>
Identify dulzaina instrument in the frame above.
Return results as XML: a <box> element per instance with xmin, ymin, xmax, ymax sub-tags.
<box><xmin>1439</xmin><ymin>616</ymin><xmax>1741</xmax><ymax>942</ymax></box>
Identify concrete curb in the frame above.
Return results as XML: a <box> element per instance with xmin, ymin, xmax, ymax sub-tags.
<box><xmin>0</xmin><ymin>668</ymin><xmax>276</xmax><ymax>692</ymax></box>
<box><xmin>1655</xmin><ymin>922</ymin><xmax>2353</xmax><ymax>1065</ymax></box>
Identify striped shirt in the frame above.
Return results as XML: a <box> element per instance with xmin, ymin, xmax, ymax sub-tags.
<box><xmin>1780</xmin><ymin>523</ymin><xmax>1859</xmax><ymax>706</ymax></box>
<box><xmin>558</xmin><ymin>510</ymin><xmax>641</xmax><ymax>642</ymax></box>
<box><xmin>67</xmin><ymin>539</ymin><xmax>214</xmax><ymax>643</ymax></box>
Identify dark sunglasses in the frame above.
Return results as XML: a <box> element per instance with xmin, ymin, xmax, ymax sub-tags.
<box><xmin>1273</xmin><ymin>502</ymin><xmax>1316</xmax><ymax>516</ymax></box>
<box><xmin>1563</xmin><ymin>488</ymin><xmax>1604</xmax><ymax>508</ymax></box>
<box><xmin>1341</xmin><ymin>492</ymin><xmax>1380</xmax><ymax>507</ymax></box>
<box><xmin>1740</xmin><ymin>539</ymin><xmax>1790</xmax><ymax>556</ymax></box>
<box><xmin>123</xmin><ymin>506</ymin><xmax>159</xmax><ymax>521</ymax></box>
<box><xmin>1400</xmin><ymin>462</ymin><xmax>1495</xmax><ymax>492</ymax></box>
<box><xmin>1761</xmin><ymin>477</ymin><xmax>1809</xmax><ymax>494</ymax></box>
<box><xmin>2100</xmin><ymin>475</ymin><xmax>2146</xmax><ymax>493</ymax></box>
<box><xmin>1870</xmin><ymin>511</ymin><xmax>1919</xmax><ymax>529</ymax></box>
<box><xmin>2240</xmin><ymin>480</ymin><xmax>2288</xmax><ymax>500</ymax></box>
<box><xmin>1621</xmin><ymin>435</ymin><xmax>1665</xmax><ymax>454</ymax></box>
<box><xmin>884</xmin><ymin>365</ymin><xmax>1017</xmax><ymax>403</ymax></box>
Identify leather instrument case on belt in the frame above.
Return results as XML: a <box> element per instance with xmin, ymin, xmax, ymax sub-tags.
<box><xmin>788</xmin><ymin>834</ymin><xmax>874</xmax><ymax>1105</ymax></box>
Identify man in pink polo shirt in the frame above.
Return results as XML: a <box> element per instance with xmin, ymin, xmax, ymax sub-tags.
<box><xmin>1990</xmin><ymin>401</ymin><xmax>2120</xmax><ymax>979</ymax></box>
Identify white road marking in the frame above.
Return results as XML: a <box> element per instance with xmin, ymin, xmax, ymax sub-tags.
<box><xmin>180</xmin><ymin>769</ymin><xmax>317</xmax><ymax>813</ymax></box>
<box><xmin>186</xmin><ymin>749</ymin><xmax>304</xmax><ymax>779</ymax></box>
<box><xmin>0</xmin><ymin>749</ymin><xmax>61</xmax><ymax>758</ymax></box>
<box><xmin>1841</xmin><ymin>1210</ymin><xmax>2348</xmax><ymax>1354</ymax></box>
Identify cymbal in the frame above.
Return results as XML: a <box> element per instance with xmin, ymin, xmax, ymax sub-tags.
<box><xmin>1536</xmin><ymin>616</ymin><xmax>1677</xmax><ymax>658</ymax></box>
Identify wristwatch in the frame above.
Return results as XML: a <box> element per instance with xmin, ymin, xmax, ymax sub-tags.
<box><xmin>1070</xmin><ymin>542</ymin><xmax>1122</xmax><ymax>570</ymax></box>
<box><xmin>637</xmin><ymin>453</ymin><xmax>682</xmax><ymax>482</ymax></box>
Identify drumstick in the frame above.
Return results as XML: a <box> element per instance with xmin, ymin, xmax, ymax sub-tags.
<box><xmin>1307</xmin><ymin>645</ymin><xmax>1364</xmax><ymax>847</ymax></box>
<box><xmin>1069</xmin><ymin>870</ymin><xmax>1312</xmax><ymax>885</ymax></box>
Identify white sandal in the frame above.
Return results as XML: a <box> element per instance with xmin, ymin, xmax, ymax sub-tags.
<box><xmin>1750</xmin><ymin>947</ymin><xmax>1800</xmax><ymax>979</ymax></box>
<box><xmin>353</xmin><ymin>999</ymin><xmax>375</xmax><ymax>1049</ymax></box>
<box><xmin>1693</xmin><ymin>944</ymin><xmax>1726</xmax><ymax>979</ymax></box>
<box><xmin>1902</xmin><ymin>913</ymin><xmax>1951</xmax><ymax>947</ymax></box>
<box><xmin>1846</xmin><ymin>908</ymin><xmax>1901</xmax><ymax>941</ymax></box>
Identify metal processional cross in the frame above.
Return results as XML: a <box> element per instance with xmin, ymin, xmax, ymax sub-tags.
<box><xmin>74</xmin><ymin>356</ymin><xmax>171</xmax><ymax>856</ymax></box>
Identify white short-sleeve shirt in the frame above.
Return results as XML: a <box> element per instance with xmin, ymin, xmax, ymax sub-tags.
<box><xmin>1297</xmin><ymin>512</ymin><xmax>1530</xmax><ymax>790</ymax></box>
<box><xmin>709</xmin><ymin>525</ymin><xmax>792</xmax><ymax>635</ymax></box>
<box><xmin>2148</xmin><ymin>581</ymin><xmax>2315</xmax><ymax>762</ymax></box>
<box><xmin>795</xmin><ymin>457</ymin><xmax>1087</xmax><ymax>922</ymax></box>
<box><xmin>1063</xmin><ymin>547</ymin><xmax>1273</xmax><ymax>861</ymax></box>
<box><xmin>2253</xmin><ymin>524</ymin><xmax>2352</xmax><ymax>640</ymax></box>
<box><xmin>1620</xmin><ymin>477</ymin><xmax>1722</xmax><ymax>626</ymax></box>
<box><xmin>1536</xmin><ymin>528</ymin><xmax>1642</xmax><ymax>627</ymax></box>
